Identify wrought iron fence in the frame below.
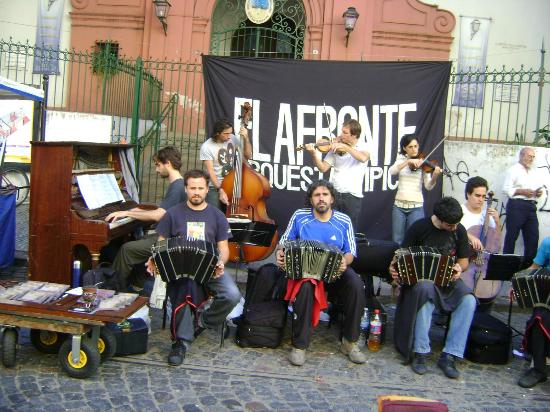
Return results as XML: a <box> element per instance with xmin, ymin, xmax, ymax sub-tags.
<box><xmin>1</xmin><ymin>38</ymin><xmax>548</xmax><ymax>204</ymax></box>
<box><xmin>447</xmin><ymin>52</ymin><xmax>549</xmax><ymax>146</ymax></box>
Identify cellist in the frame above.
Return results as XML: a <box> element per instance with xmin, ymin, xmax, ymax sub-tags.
<box><xmin>200</xmin><ymin>118</ymin><xmax>252</xmax><ymax>211</ymax></box>
<box><xmin>460</xmin><ymin>176</ymin><xmax>502</xmax><ymax>307</ymax></box>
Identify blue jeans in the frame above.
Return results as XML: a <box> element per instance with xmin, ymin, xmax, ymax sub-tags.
<box><xmin>413</xmin><ymin>294</ymin><xmax>477</xmax><ymax>358</ymax></box>
<box><xmin>392</xmin><ymin>205</ymin><xmax>424</xmax><ymax>246</ymax></box>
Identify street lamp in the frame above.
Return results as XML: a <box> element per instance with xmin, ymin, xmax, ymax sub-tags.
<box><xmin>343</xmin><ymin>7</ymin><xmax>360</xmax><ymax>47</ymax></box>
<box><xmin>153</xmin><ymin>0</ymin><xmax>171</xmax><ymax>36</ymax></box>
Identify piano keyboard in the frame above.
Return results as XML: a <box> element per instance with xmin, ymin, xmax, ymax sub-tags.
<box><xmin>108</xmin><ymin>216</ymin><xmax>136</xmax><ymax>229</ymax></box>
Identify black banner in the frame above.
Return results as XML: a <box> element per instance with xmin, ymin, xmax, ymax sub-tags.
<box><xmin>203</xmin><ymin>56</ymin><xmax>450</xmax><ymax>239</ymax></box>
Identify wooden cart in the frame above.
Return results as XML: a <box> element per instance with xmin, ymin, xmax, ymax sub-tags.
<box><xmin>0</xmin><ymin>294</ymin><xmax>148</xmax><ymax>378</ymax></box>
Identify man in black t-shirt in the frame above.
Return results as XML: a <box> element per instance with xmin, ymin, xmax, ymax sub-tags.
<box><xmin>107</xmin><ymin>146</ymin><xmax>186</xmax><ymax>290</ymax></box>
<box><xmin>148</xmin><ymin>169</ymin><xmax>241</xmax><ymax>366</ymax></box>
<box><xmin>390</xmin><ymin>197</ymin><xmax>476</xmax><ymax>379</ymax></box>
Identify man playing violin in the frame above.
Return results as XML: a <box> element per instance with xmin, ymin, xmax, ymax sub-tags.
<box><xmin>276</xmin><ymin>180</ymin><xmax>366</xmax><ymax>366</ymax></box>
<box><xmin>304</xmin><ymin>119</ymin><xmax>369</xmax><ymax>230</ymax></box>
<box><xmin>502</xmin><ymin>147</ymin><xmax>545</xmax><ymax>265</ymax></box>
<box><xmin>200</xmin><ymin>118</ymin><xmax>252</xmax><ymax>211</ymax></box>
<box><xmin>390</xmin><ymin>197</ymin><xmax>476</xmax><ymax>379</ymax></box>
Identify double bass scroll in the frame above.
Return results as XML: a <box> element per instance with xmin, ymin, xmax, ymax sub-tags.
<box><xmin>221</xmin><ymin>102</ymin><xmax>279</xmax><ymax>263</ymax></box>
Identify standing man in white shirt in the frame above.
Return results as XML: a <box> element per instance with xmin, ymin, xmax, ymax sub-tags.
<box><xmin>305</xmin><ymin>119</ymin><xmax>369</xmax><ymax>230</ymax></box>
<box><xmin>502</xmin><ymin>147</ymin><xmax>544</xmax><ymax>264</ymax></box>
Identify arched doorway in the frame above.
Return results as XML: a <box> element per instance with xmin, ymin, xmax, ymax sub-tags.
<box><xmin>209</xmin><ymin>0</ymin><xmax>305</xmax><ymax>59</ymax></box>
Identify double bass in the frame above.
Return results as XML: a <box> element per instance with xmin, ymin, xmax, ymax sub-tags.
<box><xmin>221</xmin><ymin>103</ymin><xmax>279</xmax><ymax>263</ymax></box>
<box><xmin>462</xmin><ymin>192</ymin><xmax>503</xmax><ymax>303</ymax></box>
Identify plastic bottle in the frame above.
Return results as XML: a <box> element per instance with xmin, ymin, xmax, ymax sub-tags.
<box><xmin>72</xmin><ymin>260</ymin><xmax>81</xmax><ymax>288</ymax></box>
<box><xmin>357</xmin><ymin>307</ymin><xmax>369</xmax><ymax>348</ymax></box>
<box><xmin>367</xmin><ymin>309</ymin><xmax>382</xmax><ymax>352</ymax></box>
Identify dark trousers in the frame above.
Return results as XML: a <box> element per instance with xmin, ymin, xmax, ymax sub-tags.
<box><xmin>530</xmin><ymin>325</ymin><xmax>549</xmax><ymax>374</ymax></box>
<box><xmin>503</xmin><ymin>199</ymin><xmax>539</xmax><ymax>264</ymax></box>
<box><xmin>291</xmin><ymin>268</ymin><xmax>365</xmax><ymax>349</ymax></box>
<box><xmin>335</xmin><ymin>192</ymin><xmax>362</xmax><ymax>231</ymax></box>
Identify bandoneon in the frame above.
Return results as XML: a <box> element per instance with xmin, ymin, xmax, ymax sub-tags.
<box><xmin>151</xmin><ymin>237</ymin><xmax>219</xmax><ymax>284</ymax></box>
<box><xmin>511</xmin><ymin>267</ymin><xmax>550</xmax><ymax>310</ymax></box>
<box><xmin>394</xmin><ymin>247</ymin><xmax>456</xmax><ymax>287</ymax></box>
<box><xmin>282</xmin><ymin>239</ymin><xmax>343</xmax><ymax>283</ymax></box>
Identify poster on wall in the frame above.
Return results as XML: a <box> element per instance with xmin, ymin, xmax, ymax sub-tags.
<box><xmin>452</xmin><ymin>16</ymin><xmax>491</xmax><ymax>108</ymax></box>
<box><xmin>33</xmin><ymin>0</ymin><xmax>65</xmax><ymax>74</ymax></box>
<box><xmin>0</xmin><ymin>100</ymin><xmax>34</xmax><ymax>164</ymax></box>
<box><xmin>203</xmin><ymin>56</ymin><xmax>451</xmax><ymax>239</ymax></box>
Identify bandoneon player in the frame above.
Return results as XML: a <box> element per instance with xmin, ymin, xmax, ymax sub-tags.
<box><xmin>276</xmin><ymin>180</ymin><xmax>367</xmax><ymax>366</ymax></box>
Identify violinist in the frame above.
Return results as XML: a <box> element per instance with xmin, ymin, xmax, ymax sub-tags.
<box><xmin>389</xmin><ymin>134</ymin><xmax>442</xmax><ymax>245</ymax></box>
<box><xmin>502</xmin><ymin>147</ymin><xmax>545</xmax><ymax>266</ymax></box>
<box><xmin>304</xmin><ymin>119</ymin><xmax>369</xmax><ymax>229</ymax></box>
<box><xmin>200</xmin><ymin>119</ymin><xmax>252</xmax><ymax>211</ymax></box>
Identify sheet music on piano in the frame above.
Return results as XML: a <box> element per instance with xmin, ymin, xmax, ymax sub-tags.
<box><xmin>76</xmin><ymin>173</ymin><xmax>125</xmax><ymax>210</ymax></box>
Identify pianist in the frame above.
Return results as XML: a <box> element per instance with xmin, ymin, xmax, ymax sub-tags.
<box><xmin>106</xmin><ymin>146</ymin><xmax>186</xmax><ymax>291</ymax></box>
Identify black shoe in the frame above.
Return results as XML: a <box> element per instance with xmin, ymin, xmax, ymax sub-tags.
<box><xmin>411</xmin><ymin>353</ymin><xmax>428</xmax><ymax>375</ymax></box>
<box><xmin>167</xmin><ymin>340</ymin><xmax>186</xmax><ymax>366</ymax></box>
<box><xmin>437</xmin><ymin>352</ymin><xmax>459</xmax><ymax>379</ymax></box>
<box><xmin>518</xmin><ymin>368</ymin><xmax>547</xmax><ymax>388</ymax></box>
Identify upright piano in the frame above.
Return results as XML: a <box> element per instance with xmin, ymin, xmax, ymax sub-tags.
<box><xmin>29</xmin><ymin>142</ymin><xmax>151</xmax><ymax>284</ymax></box>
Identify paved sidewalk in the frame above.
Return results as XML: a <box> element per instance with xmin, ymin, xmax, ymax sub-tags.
<box><xmin>1</xmin><ymin>205</ymin><xmax>548</xmax><ymax>411</ymax></box>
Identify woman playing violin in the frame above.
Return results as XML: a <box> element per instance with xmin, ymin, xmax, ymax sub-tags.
<box><xmin>199</xmin><ymin>118</ymin><xmax>252</xmax><ymax>210</ymax></box>
<box><xmin>389</xmin><ymin>134</ymin><xmax>442</xmax><ymax>245</ymax></box>
<box><xmin>304</xmin><ymin>119</ymin><xmax>370</xmax><ymax>230</ymax></box>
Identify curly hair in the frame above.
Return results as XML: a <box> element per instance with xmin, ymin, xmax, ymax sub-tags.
<box><xmin>433</xmin><ymin>196</ymin><xmax>463</xmax><ymax>225</ymax></box>
<box><xmin>153</xmin><ymin>146</ymin><xmax>182</xmax><ymax>171</ymax></box>
<box><xmin>304</xmin><ymin>180</ymin><xmax>337</xmax><ymax>208</ymax></box>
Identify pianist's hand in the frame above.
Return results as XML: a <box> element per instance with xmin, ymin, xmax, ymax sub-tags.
<box><xmin>214</xmin><ymin>261</ymin><xmax>225</xmax><ymax>278</ymax></box>
<box><xmin>105</xmin><ymin>210</ymin><xmax>128</xmax><ymax>222</ymax></box>
<box><xmin>145</xmin><ymin>257</ymin><xmax>156</xmax><ymax>276</ymax></box>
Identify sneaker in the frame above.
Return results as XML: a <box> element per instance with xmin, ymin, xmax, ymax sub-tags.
<box><xmin>340</xmin><ymin>337</ymin><xmax>367</xmax><ymax>364</ymax></box>
<box><xmin>411</xmin><ymin>352</ymin><xmax>428</xmax><ymax>375</ymax></box>
<box><xmin>167</xmin><ymin>340</ymin><xmax>186</xmax><ymax>366</ymax></box>
<box><xmin>437</xmin><ymin>352</ymin><xmax>459</xmax><ymax>379</ymax></box>
<box><xmin>289</xmin><ymin>348</ymin><xmax>306</xmax><ymax>366</ymax></box>
<box><xmin>518</xmin><ymin>368</ymin><xmax>547</xmax><ymax>388</ymax></box>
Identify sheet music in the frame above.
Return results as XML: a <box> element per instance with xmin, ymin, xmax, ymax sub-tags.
<box><xmin>76</xmin><ymin>173</ymin><xmax>124</xmax><ymax>210</ymax></box>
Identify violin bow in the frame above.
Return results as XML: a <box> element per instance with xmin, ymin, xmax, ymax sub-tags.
<box><xmin>322</xmin><ymin>102</ymin><xmax>334</xmax><ymax>143</ymax></box>
<box><xmin>421</xmin><ymin>135</ymin><xmax>447</xmax><ymax>163</ymax></box>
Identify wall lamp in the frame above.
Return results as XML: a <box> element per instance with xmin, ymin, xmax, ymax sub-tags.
<box><xmin>343</xmin><ymin>7</ymin><xmax>360</xmax><ymax>47</ymax></box>
<box><xmin>153</xmin><ymin>0</ymin><xmax>171</xmax><ymax>36</ymax></box>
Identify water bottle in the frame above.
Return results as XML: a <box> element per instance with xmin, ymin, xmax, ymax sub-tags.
<box><xmin>71</xmin><ymin>260</ymin><xmax>81</xmax><ymax>288</ymax></box>
<box><xmin>367</xmin><ymin>309</ymin><xmax>382</xmax><ymax>352</ymax></box>
<box><xmin>357</xmin><ymin>307</ymin><xmax>369</xmax><ymax>348</ymax></box>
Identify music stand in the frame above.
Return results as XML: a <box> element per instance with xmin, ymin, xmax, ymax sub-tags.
<box><xmin>483</xmin><ymin>253</ymin><xmax>526</xmax><ymax>335</ymax></box>
<box><xmin>228</xmin><ymin>220</ymin><xmax>278</xmax><ymax>282</ymax></box>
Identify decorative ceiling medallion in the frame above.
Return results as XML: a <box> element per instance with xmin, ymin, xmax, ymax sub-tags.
<box><xmin>245</xmin><ymin>0</ymin><xmax>275</xmax><ymax>25</ymax></box>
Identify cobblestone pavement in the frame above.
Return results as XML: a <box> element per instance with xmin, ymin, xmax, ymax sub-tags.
<box><xmin>1</xmin><ymin>206</ymin><xmax>549</xmax><ymax>411</ymax></box>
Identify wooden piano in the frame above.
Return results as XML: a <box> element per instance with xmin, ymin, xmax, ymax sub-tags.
<box><xmin>29</xmin><ymin>142</ymin><xmax>152</xmax><ymax>284</ymax></box>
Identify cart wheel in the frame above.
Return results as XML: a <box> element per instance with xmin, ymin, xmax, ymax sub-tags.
<box><xmin>96</xmin><ymin>328</ymin><xmax>116</xmax><ymax>362</ymax></box>
<box><xmin>2</xmin><ymin>328</ymin><xmax>18</xmax><ymax>368</ymax></box>
<box><xmin>30</xmin><ymin>329</ymin><xmax>66</xmax><ymax>354</ymax></box>
<box><xmin>58</xmin><ymin>338</ymin><xmax>100</xmax><ymax>379</ymax></box>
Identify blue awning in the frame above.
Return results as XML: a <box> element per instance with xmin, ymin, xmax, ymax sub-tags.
<box><xmin>0</xmin><ymin>76</ymin><xmax>44</xmax><ymax>102</ymax></box>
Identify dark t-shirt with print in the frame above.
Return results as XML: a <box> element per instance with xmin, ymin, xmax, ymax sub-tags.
<box><xmin>402</xmin><ymin>217</ymin><xmax>469</xmax><ymax>259</ymax></box>
<box><xmin>156</xmin><ymin>202</ymin><xmax>231</xmax><ymax>243</ymax></box>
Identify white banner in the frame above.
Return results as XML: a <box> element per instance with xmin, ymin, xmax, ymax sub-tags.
<box><xmin>452</xmin><ymin>16</ymin><xmax>491</xmax><ymax>108</ymax></box>
<box><xmin>33</xmin><ymin>0</ymin><xmax>65</xmax><ymax>74</ymax></box>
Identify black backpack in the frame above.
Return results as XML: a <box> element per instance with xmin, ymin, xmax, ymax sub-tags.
<box><xmin>235</xmin><ymin>263</ymin><xmax>288</xmax><ymax>348</ymax></box>
<box><xmin>81</xmin><ymin>262</ymin><xmax>123</xmax><ymax>292</ymax></box>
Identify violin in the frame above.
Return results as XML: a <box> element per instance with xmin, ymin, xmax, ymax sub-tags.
<box><xmin>296</xmin><ymin>136</ymin><xmax>350</xmax><ymax>156</ymax></box>
<box><xmin>409</xmin><ymin>153</ymin><xmax>451</xmax><ymax>177</ymax></box>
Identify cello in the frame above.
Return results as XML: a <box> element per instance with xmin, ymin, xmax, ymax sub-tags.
<box><xmin>462</xmin><ymin>192</ymin><xmax>503</xmax><ymax>304</ymax></box>
<box><xmin>221</xmin><ymin>103</ymin><xmax>279</xmax><ymax>263</ymax></box>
